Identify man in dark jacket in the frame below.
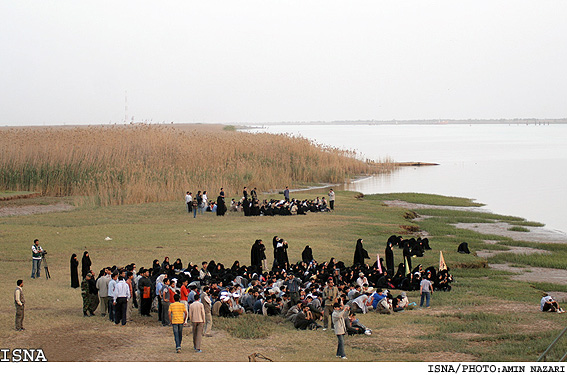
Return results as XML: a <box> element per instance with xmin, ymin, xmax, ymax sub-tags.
<box><xmin>138</xmin><ymin>269</ymin><xmax>153</xmax><ymax>317</ymax></box>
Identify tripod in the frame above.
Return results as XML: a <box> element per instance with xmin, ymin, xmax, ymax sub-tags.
<box><xmin>42</xmin><ymin>254</ymin><xmax>51</xmax><ymax>280</ymax></box>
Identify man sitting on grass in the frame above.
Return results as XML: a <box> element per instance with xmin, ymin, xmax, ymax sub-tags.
<box><xmin>541</xmin><ymin>293</ymin><xmax>565</xmax><ymax>313</ymax></box>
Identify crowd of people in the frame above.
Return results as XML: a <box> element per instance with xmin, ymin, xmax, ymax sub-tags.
<box><xmin>71</xmin><ymin>233</ymin><xmax>453</xmax><ymax>355</ymax></box>
<box><xmin>184</xmin><ymin>187</ymin><xmax>336</xmax><ymax>218</ymax></box>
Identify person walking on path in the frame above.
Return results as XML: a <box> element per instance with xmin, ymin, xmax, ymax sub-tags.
<box><xmin>328</xmin><ymin>189</ymin><xmax>335</xmax><ymax>210</ymax></box>
<box><xmin>14</xmin><ymin>280</ymin><xmax>25</xmax><ymax>331</ymax></box>
<box><xmin>332</xmin><ymin>301</ymin><xmax>349</xmax><ymax>359</ymax></box>
<box><xmin>420</xmin><ymin>273</ymin><xmax>433</xmax><ymax>308</ymax></box>
<box><xmin>284</xmin><ymin>186</ymin><xmax>290</xmax><ymax>202</ymax></box>
<box><xmin>169</xmin><ymin>294</ymin><xmax>187</xmax><ymax>353</ymax></box>
<box><xmin>31</xmin><ymin>239</ymin><xmax>44</xmax><ymax>279</ymax></box>
<box><xmin>189</xmin><ymin>293</ymin><xmax>206</xmax><ymax>353</ymax></box>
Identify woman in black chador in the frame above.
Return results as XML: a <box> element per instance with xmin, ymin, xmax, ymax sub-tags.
<box><xmin>81</xmin><ymin>251</ymin><xmax>92</xmax><ymax>279</ymax></box>
<box><xmin>272</xmin><ymin>236</ymin><xmax>280</xmax><ymax>267</ymax></box>
<box><xmin>402</xmin><ymin>241</ymin><xmax>412</xmax><ymax>273</ymax></box>
<box><xmin>302</xmin><ymin>245</ymin><xmax>314</xmax><ymax>264</ymax></box>
<box><xmin>70</xmin><ymin>253</ymin><xmax>80</xmax><ymax>288</ymax></box>
<box><xmin>273</xmin><ymin>238</ymin><xmax>289</xmax><ymax>270</ymax></box>
<box><xmin>385</xmin><ymin>242</ymin><xmax>395</xmax><ymax>275</ymax></box>
<box><xmin>353</xmin><ymin>238</ymin><xmax>369</xmax><ymax>266</ymax></box>
<box><xmin>216</xmin><ymin>195</ymin><xmax>227</xmax><ymax>216</ymax></box>
<box><xmin>250</xmin><ymin>239</ymin><xmax>265</xmax><ymax>272</ymax></box>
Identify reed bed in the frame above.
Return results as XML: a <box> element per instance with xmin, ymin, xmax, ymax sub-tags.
<box><xmin>0</xmin><ymin>124</ymin><xmax>394</xmax><ymax>206</ymax></box>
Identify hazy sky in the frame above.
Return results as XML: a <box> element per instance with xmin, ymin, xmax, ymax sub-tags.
<box><xmin>1</xmin><ymin>0</ymin><xmax>566</xmax><ymax>125</ymax></box>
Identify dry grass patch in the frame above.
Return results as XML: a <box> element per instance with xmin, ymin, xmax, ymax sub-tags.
<box><xmin>0</xmin><ymin>124</ymin><xmax>394</xmax><ymax>206</ymax></box>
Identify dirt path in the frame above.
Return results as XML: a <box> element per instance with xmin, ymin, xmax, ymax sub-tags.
<box><xmin>0</xmin><ymin>202</ymin><xmax>75</xmax><ymax>216</ymax></box>
<box><xmin>454</xmin><ymin>222</ymin><xmax>567</xmax><ymax>244</ymax></box>
<box><xmin>476</xmin><ymin>246</ymin><xmax>552</xmax><ymax>258</ymax></box>
<box><xmin>383</xmin><ymin>199</ymin><xmax>490</xmax><ymax>213</ymax></box>
<box><xmin>489</xmin><ymin>263</ymin><xmax>567</xmax><ymax>285</ymax></box>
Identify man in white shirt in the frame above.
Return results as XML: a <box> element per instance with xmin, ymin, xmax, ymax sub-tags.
<box><xmin>96</xmin><ymin>268</ymin><xmax>111</xmax><ymax>317</ymax></box>
<box><xmin>185</xmin><ymin>191</ymin><xmax>192</xmax><ymax>213</ymax></box>
<box><xmin>420</xmin><ymin>274</ymin><xmax>433</xmax><ymax>308</ymax></box>
<box><xmin>113</xmin><ymin>276</ymin><xmax>131</xmax><ymax>325</ymax></box>
<box><xmin>328</xmin><ymin>189</ymin><xmax>335</xmax><ymax>210</ymax></box>
<box><xmin>202</xmin><ymin>191</ymin><xmax>208</xmax><ymax>212</ymax></box>
<box><xmin>107</xmin><ymin>272</ymin><xmax>118</xmax><ymax>321</ymax></box>
<box><xmin>31</xmin><ymin>239</ymin><xmax>45</xmax><ymax>279</ymax></box>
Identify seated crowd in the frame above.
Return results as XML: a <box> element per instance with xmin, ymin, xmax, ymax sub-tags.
<box><xmin>81</xmin><ymin>235</ymin><xmax>454</xmax><ymax>334</ymax></box>
<box><xmin>230</xmin><ymin>197</ymin><xmax>331</xmax><ymax>216</ymax></box>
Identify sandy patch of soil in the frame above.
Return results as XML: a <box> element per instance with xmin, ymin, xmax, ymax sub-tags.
<box><xmin>454</xmin><ymin>222</ymin><xmax>567</xmax><ymax>243</ymax></box>
<box><xmin>0</xmin><ymin>202</ymin><xmax>75</xmax><ymax>217</ymax></box>
<box><xmin>489</xmin><ymin>263</ymin><xmax>567</xmax><ymax>285</ymax></box>
<box><xmin>477</xmin><ymin>246</ymin><xmax>552</xmax><ymax>258</ymax></box>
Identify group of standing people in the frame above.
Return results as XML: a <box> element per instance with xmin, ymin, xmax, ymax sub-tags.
<box><xmin>186</xmin><ymin>190</ymin><xmax>228</xmax><ymax>217</ymax></box>
<box><xmin>71</xmin><ymin>254</ymin><xmax>210</xmax><ymax>354</ymax></box>
<box><xmin>184</xmin><ymin>187</ymin><xmax>336</xmax><ymax>218</ymax></box>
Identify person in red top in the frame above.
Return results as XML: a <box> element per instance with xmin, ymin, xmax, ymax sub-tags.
<box><xmin>180</xmin><ymin>279</ymin><xmax>189</xmax><ymax>325</ymax></box>
<box><xmin>169</xmin><ymin>281</ymin><xmax>177</xmax><ymax>303</ymax></box>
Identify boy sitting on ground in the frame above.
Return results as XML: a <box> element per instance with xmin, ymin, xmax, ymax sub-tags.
<box><xmin>541</xmin><ymin>293</ymin><xmax>565</xmax><ymax>313</ymax></box>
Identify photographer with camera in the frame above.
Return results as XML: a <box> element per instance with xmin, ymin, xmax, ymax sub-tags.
<box><xmin>31</xmin><ymin>239</ymin><xmax>46</xmax><ymax>279</ymax></box>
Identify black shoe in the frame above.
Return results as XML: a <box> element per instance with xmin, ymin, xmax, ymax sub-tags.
<box><xmin>89</xmin><ymin>311</ymin><xmax>96</xmax><ymax>316</ymax></box>
<box><xmin>83</xmin><ymin>312</ymin><xmax>89</xmax><ymax>317</ymax></box>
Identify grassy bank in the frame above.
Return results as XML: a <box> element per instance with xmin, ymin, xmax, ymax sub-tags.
<box><xmin>1</xmin><ymin>191</ymin><xmax>567</xmax><ymax>362</ymax></box>
<box><xmin>0</xmin><ymin>124</ymin><xmax>394</xmax><ymax>206</ymax></box>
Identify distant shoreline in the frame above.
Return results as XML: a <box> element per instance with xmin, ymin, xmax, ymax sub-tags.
<box><xmin>234</xmin><ymin>118</ymin><xmax>567</xmax><ymax>126</ymax></box>
<box><xmin>4</xmin><ymin>119</ymin><xmax>567</xmax><ymax>128</ymax></box>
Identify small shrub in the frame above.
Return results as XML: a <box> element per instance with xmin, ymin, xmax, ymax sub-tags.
<box><xmin>453</xmin><ymin>261</ymin><xmax>488</xmax><ymax>269</ymax></box>
<box><xmin>400</xmin><ymin>224</ymin><xmax>420</xmax><ymax>233</ymax></box>
<box><xmin>404</xmin><ymin>211</ymin><xmax>419</xmax><ymax>220</ymax></box>
<box><xmin>508</xmin><ymin>226</ymin><xmax>530</xmax><ymax>232</ymax></box>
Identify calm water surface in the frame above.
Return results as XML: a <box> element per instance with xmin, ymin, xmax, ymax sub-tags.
<box><xmin>244</xmin><ymin>123</ymin><xmax>567</xmax><ymax>234</ymax></box>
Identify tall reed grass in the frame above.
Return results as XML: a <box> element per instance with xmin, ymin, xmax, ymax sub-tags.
<box><xmin>0</xmin><ymin>124</ymin><xmax>394</xmax><ymax>206</ymax></box>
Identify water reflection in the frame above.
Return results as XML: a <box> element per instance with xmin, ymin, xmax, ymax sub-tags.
<box><xmin>243</xmin><ymin>123</ymin><xmax>567</xmax><ymax>233</ymax></box>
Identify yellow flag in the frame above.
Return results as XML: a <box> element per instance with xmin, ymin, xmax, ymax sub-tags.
<box><xmin>404</xmin><ymin>256</ymin><xmax>410</xmax><ymax>276</ymax></box>
<box><xmin>439</xmin><ymin>251</ymin><xmax>447</xmax><ymax>271</ymax></box>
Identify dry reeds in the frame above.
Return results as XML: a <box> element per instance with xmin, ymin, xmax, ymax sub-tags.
<box><xmin>0</xmin><ymin>124</ymin><xmax>395</xmax><ymax>206</ymax></box>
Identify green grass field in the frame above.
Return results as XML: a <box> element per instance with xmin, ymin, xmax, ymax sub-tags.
<box><xmin>1</xmin><ymin>190</ymin><xmax>566</xmax><ymax>362</ymax></box>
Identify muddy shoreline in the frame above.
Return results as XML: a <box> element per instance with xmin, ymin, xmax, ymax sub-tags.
<box><xmin>384</xmin><ymin>199</ymin><xmax>567</xmax><ymax>243</ymax></box>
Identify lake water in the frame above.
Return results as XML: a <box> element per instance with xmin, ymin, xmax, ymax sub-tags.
<box><xmin>243</xmin><ymin>123</ymin><xmax>567</xmax><ymax>234</ymax></box>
